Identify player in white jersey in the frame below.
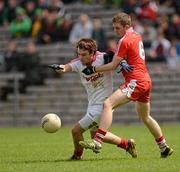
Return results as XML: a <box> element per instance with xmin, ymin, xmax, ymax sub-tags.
<box><xmin>49</xmin><ymin>38</ymin><xmax>137</xmax><ymax>160</ymax></box>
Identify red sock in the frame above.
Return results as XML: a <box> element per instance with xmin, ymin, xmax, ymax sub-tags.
<box><xmin>94</xmin><ymin>128</ymin><xmax>107</xmax><ymax>143</ymax></box>
<box><xmin>74</xmin><ymin>148</ymin><xmax>83</xmax><ymax>157</ymax></box>
<box><xmin>156</xmin><ymin>135</ymin><xmax>167</xmax><ymax>152</ymax></box>
<box><xmin>156</xmin><ymin>135</ymin><xmax>164</xmax><ymax>142</ymax></box>
<box><xmin>117</xmin><ymin>139</ymin><xmax>129</xmax><ymax>150</ymax></box>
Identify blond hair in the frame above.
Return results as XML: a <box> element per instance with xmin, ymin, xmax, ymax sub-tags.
<box><xmin>112</xmin><ymin>12</ymin><xmax>132</xmax><ymax>27</ymax></box>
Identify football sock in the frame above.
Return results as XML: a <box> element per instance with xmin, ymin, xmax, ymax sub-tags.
<box><xmin>74</xmin><ymin>148</ymin><xmax>83</xmax><ymax>157</ymax></box>
<box><xmin>156</xmin><ymin>135</ymin><xmax>167</xmax><ymax>152</ymax></box>
<box><xmin>117</xmin><ymin>138</ymin><xmax>129</xmax><ymax>150</ymax></box>
<box><xmin>94</xmin><ymin>128</ymin><xmax>107</xmax><ymax>143</ymax></box>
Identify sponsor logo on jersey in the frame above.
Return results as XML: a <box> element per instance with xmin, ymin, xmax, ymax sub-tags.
<box><xmin>84</xmin><ymin>73</ymin><xmax>104</xmax><ymax>82</ymax></box>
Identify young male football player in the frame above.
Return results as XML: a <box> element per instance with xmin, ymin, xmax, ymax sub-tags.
<box><xmin>49</xmin><ymin>38</ymin><xmax>137</xmax><ymax>160</ymax></box>
<box><xmin>80</xmin><ymin>13</ymin><xmax>173</xmax><ymax>158</ymax></box>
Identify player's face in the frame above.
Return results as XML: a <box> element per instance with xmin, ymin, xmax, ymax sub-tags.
<box><xmin>77</xmin><ymin>48</ymin><xmax>93</xmax><ymax>65</ymax></box>
<box><xmin>113</xmin><ymin>23</ymin><xmax>126</xmax><ymax>38</ymax></box>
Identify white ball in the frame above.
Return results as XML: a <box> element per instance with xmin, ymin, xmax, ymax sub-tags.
<box><xmin>41</xmin><ymin>113</ymin><xmax>61</xmax><ymax>133</ymax></box>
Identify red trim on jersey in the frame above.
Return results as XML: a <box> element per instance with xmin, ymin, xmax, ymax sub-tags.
<box><xmin>69</xmin><ymin>57</ymin><xmax>80</xmax><ymax>64</ymax></box>
<box><xmin>91</xmin><ymin>51</ymin><xmax>103</xmax><ymax>62</ymax></box>
<box><xmin>69</xmin><ymin>51</ymin><xmax>104</xmax><ymax>66</ymax></box>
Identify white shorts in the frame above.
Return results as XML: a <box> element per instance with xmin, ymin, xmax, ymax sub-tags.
<box><xmin>79</xmin><ymin>104</ymin><xmax>103</xmax><ymax>131</ymax></box>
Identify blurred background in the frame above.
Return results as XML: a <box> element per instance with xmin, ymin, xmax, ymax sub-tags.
<box><xmin>0</xmin><ymin>0</ymin><xmax>180</xmax><ymax>127</ymax></box>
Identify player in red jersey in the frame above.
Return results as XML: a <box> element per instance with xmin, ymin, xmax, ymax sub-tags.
<box><xmin>80</xmin><ymin>12</ymin><xmax>173</xmax><ymax>158</ymax></box>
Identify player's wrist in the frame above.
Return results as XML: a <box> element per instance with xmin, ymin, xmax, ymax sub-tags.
<box><xmin>120</xmin><ymin>60</ymin><xmax>126</xmax><ymax>65</ymax></box>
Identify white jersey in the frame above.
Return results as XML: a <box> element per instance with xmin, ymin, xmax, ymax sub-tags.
<box><xmin>69</xmin><ymin>51</ymin><xmax>113</xmax><ymax>106</ymax></box>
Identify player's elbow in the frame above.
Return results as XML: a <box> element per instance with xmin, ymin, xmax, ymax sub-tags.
<box><xmin>112</xmin><ymin>65</ymin><xmax>117</xmax><ymax>70</ymax></box>
<box><xmin>110</xmin><ymin>62</ymin><xmax>117</xmax><ymax>70</ymax></box>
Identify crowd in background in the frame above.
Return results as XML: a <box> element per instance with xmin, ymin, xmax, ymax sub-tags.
<box><xmin>0</xmin><ymin>0</ymin><xmax>180</xmax><ymax>100</ymax></box>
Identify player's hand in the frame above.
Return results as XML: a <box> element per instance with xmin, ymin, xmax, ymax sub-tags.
<box><xmin>119</xmin><ymin>60</ymin><xmax>134</xmax><ymax>72</ymax></box>
<box><xmin>82</xmin><ymin>66</ymin><xmax>96</xmax><ymax>75</ymax></box>
<box><xmin>48</xmin><ymin>64</ymin><xmax>63</xmax><ymax>70</ymax></box>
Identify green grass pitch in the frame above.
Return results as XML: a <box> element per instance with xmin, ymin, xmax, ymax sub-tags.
<box><xmin>0</xmin><ymin>124</ymin><xmax>179</xmax><ymax>172</ymax></box>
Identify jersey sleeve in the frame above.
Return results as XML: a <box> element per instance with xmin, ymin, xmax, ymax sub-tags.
<box><xmin>68</xmin><ymin>58</ymin><xmax>80</xmax><ymax>72</ymax></box>
<box><xmin>103</xmin><ymin>51</ymin><xmax>114</xmax><ymax>64</ymax></box>
<box><xmin>116</xmin><ymin>39</ymin><xmax>128</xmax><ymax>59</ymax></box>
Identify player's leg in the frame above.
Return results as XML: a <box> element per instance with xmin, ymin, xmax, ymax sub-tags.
<box><xmin>89</xmin><ymin>125</ymin><xmax>136</xmax><ymax>151</ymax></box>
<box><xmin>80</xmin><ymin>89</ymin><xmax>133</xmax><ymax>154</ymax></box>
<box><xmin>99</xmin><ymin>89</ymin><xmax>130</xmax><ymax>129</ymax></box>
<box><xmin>136</xmin><ymin>101</ymin><xmax>162</xmax><ymax>138</ymax></box>
<box><xmin>82</xmin><ymin>128</ymin><xmax>137</xmax><ymax>158</ymax></box>
<box><xmin>104</xmin><ymin>132</ymin><xmax>137</xmax><ymax>158</ymax></box>
<box><xmin>136</xmin><ymin>101</ymin><xmax>173</xmax><ymax>157</ymax></box>
<box><xmin>72</xmin><ymin>110</ymin><xmax>101</xmax><ymax>158</ymax></box>
<box><xmin>88</xmin><ymin>127</ymin><xmax>101</xmax><ymax>153</ymax></box>
<box><xmin>70</xmin><ymin>122</ymin><xmax>85</xmax><ymax>160</ymax></box>
<box><xmin>93</xmin><ymin>89</ymin><xmax>130</xmax><ymax>145</ymax></box>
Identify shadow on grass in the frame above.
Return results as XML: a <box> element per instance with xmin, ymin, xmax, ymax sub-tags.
<box><xmin>5</xmin><ymin>157</ymin><xmax>130</xmax><ymax>164</ymax></box>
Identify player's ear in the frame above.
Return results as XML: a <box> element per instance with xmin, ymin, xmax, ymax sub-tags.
<box><xmin>125</xmin><ymin>24</ymin><xmax>130</xmax><ymax>30</ymax></box>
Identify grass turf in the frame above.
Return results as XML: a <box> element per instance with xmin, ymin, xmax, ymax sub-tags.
<box><xmin>0</xmin><ymin>124</ymin><xmax>179</xmax><ymax>172</ymax></box>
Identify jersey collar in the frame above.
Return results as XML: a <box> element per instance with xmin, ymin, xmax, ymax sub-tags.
<box><xmin>126</xmin><ymin>27</ymin><xmax>134</xmax><ymax>33</ymax></box>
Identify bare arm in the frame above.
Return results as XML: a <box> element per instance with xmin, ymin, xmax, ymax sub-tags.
<box><xmin>56</xmin><ymin>64</ymin><xmax>72</xmax><ymax>74</ymax></box>
<box><xmin>95</xmin><ymin>55</ymin><xmax>123</xmax><ymax>72</ymax></box>
<box><xmin>82</xmin><ymin>56</ymin><xmax>133</xmax><ymax>75</ymax></box>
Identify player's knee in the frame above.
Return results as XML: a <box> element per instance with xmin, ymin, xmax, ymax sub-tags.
<box><xmin>139</xmin><ymin>113</ymin><xmax>150</xmax><ymax>123</ymax></box>
<box><xmin>103</xmin><ymin>99</ymin><xmax>113</xmax><ymax>109</ymax></box>
<box><xmin>72</xmin><ymin>123</ymin><xmax>84</xmax><ymax>136</ymax></box>
<box><xmin>72</xmin><ymin>127</ymin><xmax>80</xmax><ymax>137</ymax></box>
<box><xmin>72</xmin><ymin>125</ymin><xmax>80</xmax><ymax>136</ymax></box>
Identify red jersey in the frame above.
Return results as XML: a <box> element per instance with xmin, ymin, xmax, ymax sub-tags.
<box><xmin>116</xmin><ymin>27</ymin><xmax>151</xmax><ymax>82</ymax></box>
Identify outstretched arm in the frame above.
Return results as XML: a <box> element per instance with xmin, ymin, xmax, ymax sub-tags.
<box><xmin>48</xmin><ymin>64</ymin><xmax>72</xmax><ymax>74</ymax></box>
<box><xmin>82</xmin><ymin>55</ymin><xmax>134</xmax><ymax>75</ymax></box>
<box><xmin>82</xmin><ymin>55</ymin><xmax>122</xmax><ymax>75</ymax></box>
<box><xmin>96</xmin><ymin>56</ymin><xmax>121</xmax><ymax>72</ymax></box>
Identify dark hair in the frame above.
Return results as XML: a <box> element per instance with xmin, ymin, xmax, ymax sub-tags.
<box><xmin>76</xmin><ymin>38</ymin><xmax>97</xmax><ymax>55</ymax></box>
<box><xmin>112</xmin><ymin>12</ymin><xmax>132</xmax><ymax>27</ymax></box>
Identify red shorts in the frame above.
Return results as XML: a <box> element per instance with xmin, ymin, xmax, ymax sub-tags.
<box><xmin>120</xmin><ymin>79</ymin><xmax>152</xmax><ymax>103</ymax></box>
